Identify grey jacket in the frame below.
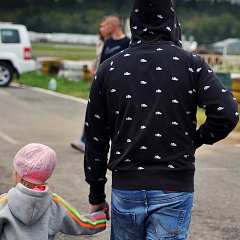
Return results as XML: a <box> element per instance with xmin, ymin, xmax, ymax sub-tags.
<box><xmin>0</xmin><ymin>183</ymin><xmax>106</xmax><ymax>239</ymax></box>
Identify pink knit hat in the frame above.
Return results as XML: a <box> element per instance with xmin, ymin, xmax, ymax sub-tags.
<box><xmin>13</xmin><ymin>143</ymin><xmax>57</xmax><ymax>185</ymax></box>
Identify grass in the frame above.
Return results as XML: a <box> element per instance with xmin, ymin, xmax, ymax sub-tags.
<box><xmin>31</xmin><ymin>42</ymin><xmax>96</xmax><ymax>61</ymax></box>
<box><xmin>15</xmin><ymin>42</ymin><xmax>94</xmax><ymax>98</ymax></box>
<box><xmin>17</xmin><ymin>71</ymin><xmax>90</xmax><ymax>99</ymax></box>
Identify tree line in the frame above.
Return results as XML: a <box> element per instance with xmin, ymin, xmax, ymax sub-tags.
<box><xmin>0</xmin><ymin>0</ymin><xmax>239</xmax><ymax>44</ymax></box>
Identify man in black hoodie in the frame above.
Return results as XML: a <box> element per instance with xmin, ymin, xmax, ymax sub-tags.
<box><xmin>84</xmin><ymin>0</ymin><xmax>239</xmax><ymax>239</ymax></box>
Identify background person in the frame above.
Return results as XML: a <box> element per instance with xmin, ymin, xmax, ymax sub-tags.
<box><xmin>0</xmin><ymin>143</ymin><xmax>106</xmax><ymax>239</ymax></box>
<box><xmin>71</xmin><ymin>15</ymin><xmax>112</xmax><ymax>153</ymax></box>
<box><xmin>84</xmin><ymin>0</ymin><xmax>239</xmax><ymax>239</ymax></box>
<box><xmin>87</xmin><ymin>16</ymin><xmax>112</xmax><ymax>76</ymax></box>
<box><xmin>99</xmin><ymin>13</ymin><xmax>130</xmax><ymax>64</ymax></box>
<box><xmin>71</xmin><ymin>14</ymin><xmax>130</xmax><ymax>153</ymax></box>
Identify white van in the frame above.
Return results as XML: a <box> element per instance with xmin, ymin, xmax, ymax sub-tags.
<box><xmin>0</xmin><ymin>23</ymin><xmax>36</xmax><ymax>86</ymax></box>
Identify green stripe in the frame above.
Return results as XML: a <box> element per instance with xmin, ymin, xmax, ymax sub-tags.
<box><xmin>52</xmin><ymin>193</ymin><xmax>106</xmax><ymax>226</ymax></box>
<box><xmin>0</xmin><ymin>194</ymin><xmax>8</xmax><ymax>204</ymax></box>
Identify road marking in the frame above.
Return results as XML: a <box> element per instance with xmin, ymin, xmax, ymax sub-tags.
<box><xmin>0</xmin><ymin>90</ymin><xmax>10</xmax><ymax>96</ymax></box>
<box><xmin>234</xmin><ymin>144</ymin><xmax>240</xmax><ymax>148</ymax></box>
<box><xmin>0</xmin><ymin>131</ymin><xmax>18</xmax><ymax>144</ymax></box>
<box><xmin>11</xmin><ymin>83</ymin><xmax>88</xmax><ymax>104</ymax></box>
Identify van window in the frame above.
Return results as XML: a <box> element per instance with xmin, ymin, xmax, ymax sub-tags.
<box><xmin>1</xmin><ymin>29</ymin><xmax>20</xmax><ymax>43</ymax></box>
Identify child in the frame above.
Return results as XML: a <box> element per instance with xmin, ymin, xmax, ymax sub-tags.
<box><xmin>0</xmin><ymin>143</ymin><xmax>106</xmax><ymax>239</ymax></box>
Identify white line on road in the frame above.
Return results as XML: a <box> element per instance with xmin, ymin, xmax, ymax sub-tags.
<box><xmin>11</xmin><ymin>83</ymin><xmax>88</xmax><ymax>104</ymax></box>
<box><xmin>0</xmin><ymin>131</ymin><xmax>18</xmax><ymax>144</ymax></box>
<box><xmin>234</xmin><ymin>144</ymin><xmax>240</xmax><ymax>148</ymax></box>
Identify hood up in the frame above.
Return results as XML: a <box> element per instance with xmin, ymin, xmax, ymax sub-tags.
<box><xmin>130</xmin><ymin>0</ymin><xmax>182</xmax><ymax>47</ymax></box>
<box><xmin>8</xmin><ymin>183</ymin><xmax>52</xmax><ymax>225</ymax></box>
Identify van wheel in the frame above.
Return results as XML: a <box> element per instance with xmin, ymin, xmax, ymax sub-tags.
<box><xmin>0</xmin><ymin>62</ymin><xmax>13</xmax><ymax>87</ymax></box>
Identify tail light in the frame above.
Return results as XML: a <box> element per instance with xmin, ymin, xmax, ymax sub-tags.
<box><xmin>24</xmin><ymin>47</ymin><xmax>32</xmax><ymax>60</ymax></box>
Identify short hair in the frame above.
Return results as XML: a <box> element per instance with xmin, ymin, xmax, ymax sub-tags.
<box><xmin>99</xmin><ymin>15</ymin><xmax>109</xmax><ymax>24</ymax></box>
<box><xmin>106</xmin><ymin>13</ymin><xmax>123</xmax><ymax>28</ymax></box>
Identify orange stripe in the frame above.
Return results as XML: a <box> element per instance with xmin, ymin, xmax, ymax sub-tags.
<box><xmin>0</xmin><ymin>198</ymin><xmax>8</xmax><ymax>204</ymax></box>
<box><xmin>52</xmin><ymin>197</ymin><xmax>106</xmax><ymax>229</ymax></box>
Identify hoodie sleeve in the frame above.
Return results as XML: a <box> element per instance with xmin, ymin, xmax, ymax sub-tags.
<box><xmin>195</xmin><ymin>57</ymin><xmax>239</xmax><ymax>148</ymax></box>
<box><xmin>84</xmin><ymin>68</ymin><xmax>110</xmax><ymax>205</ymax></box>
<box><xmin>52</xmin><ymin>194</ymin><xmax>106</xmax><ymax>235</ymax></box>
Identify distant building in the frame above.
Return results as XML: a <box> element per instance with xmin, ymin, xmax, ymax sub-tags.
<box><xmin>212</xmin><ymin>38</ymin><xmax>240</xmax><ymax>55</ymax></box>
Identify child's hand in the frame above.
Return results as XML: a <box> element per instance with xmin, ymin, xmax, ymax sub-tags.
<box><xmin>102</xmin><ymin>208</ymin><xmax>108</xmax><ymax>213</ymax></box>
<box><xmin>89</xmin><ymin>200</ymin><xmax>110</xmax><ymax>220</ymax></box>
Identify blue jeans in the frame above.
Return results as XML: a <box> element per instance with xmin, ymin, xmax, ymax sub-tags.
<box><xmin>111</xmin><ymin>189</ymin><xmax>194</xmax><ymax>240</ymax></box>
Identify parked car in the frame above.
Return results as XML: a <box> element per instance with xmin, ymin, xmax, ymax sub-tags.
<box><xmin>0</xmin><ymin>22</ymin><xmax>36</xmax><ymax>86</ymax></box>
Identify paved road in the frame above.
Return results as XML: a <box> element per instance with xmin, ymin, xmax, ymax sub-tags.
<box><xmin>0</xmin><ymin>84</ymin><xmax>239</xmax><ymax>240</ymax></box>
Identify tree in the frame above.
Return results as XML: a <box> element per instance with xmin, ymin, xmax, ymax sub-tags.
<box><xmin>0</xmin><ymin>0</ymin><xmax>239</xmax><ymax>44</ymax></box>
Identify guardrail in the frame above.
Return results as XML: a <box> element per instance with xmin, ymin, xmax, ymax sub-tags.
<box><xmin>36</xmin><ymin>57</ymin><xmax>92</xmax><ymax>81</ymax></box>
<box><xmin>199</xmin><ymin>54</ymin><xmax>240</xmax><ymax>108</ymax></box>
<box><xmin>200</xmin><ymin>54</ymin><xmax>240</xmax><ymax>73</ymax></box>
<box><xmin>231</xmin><ymin>74</ymin><xmax>240</xmax><ymax>109</ymax></box>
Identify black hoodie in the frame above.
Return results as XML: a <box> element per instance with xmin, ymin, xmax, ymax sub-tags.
<box><xmin>84</xmin><ymin>0</ymin><xmax>239</xmax><ymax>205</ymax></box>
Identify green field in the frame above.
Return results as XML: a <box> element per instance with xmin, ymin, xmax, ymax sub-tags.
<box><xmin>18</xmin><ymin>71</ymin><xmax>90</xmax><ymax>99</ymax></box>
<box><xmin>15</xmin><ymin>43</ymin><xmax>94</xmax><ymax>98</ymax></box>
<box><xmin>31</xmin><ymin>42</ymin><xmax>96</xmax><ymax>61</ymax></box>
